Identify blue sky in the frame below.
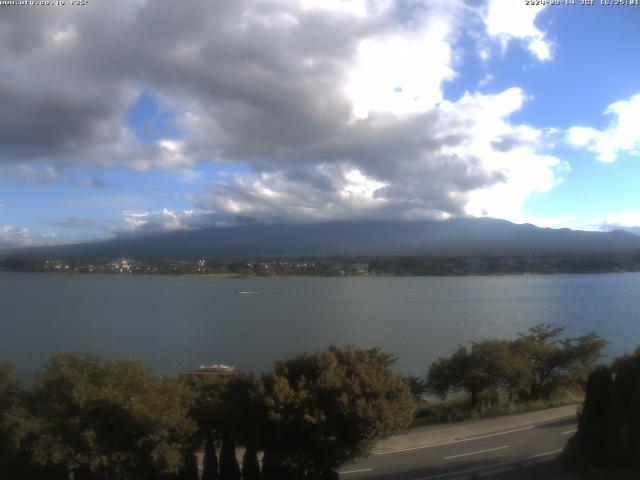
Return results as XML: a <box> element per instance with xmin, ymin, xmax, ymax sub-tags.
<box><xmin>1</xmin><ymin>0</ymin><xmax>639</xmax><ymax>248</ymax></box>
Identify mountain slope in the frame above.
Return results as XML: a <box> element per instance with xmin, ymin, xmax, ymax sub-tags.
<box><xmin>8</xmin><ymin>218</ymin><xmax>640</xmax><ymax>260</ymax></box>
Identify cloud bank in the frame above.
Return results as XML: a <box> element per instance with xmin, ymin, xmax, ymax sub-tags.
<box><xmin>0</xmin><ymin>0</ymin><xmax>583</xmax><ymax>239</ymax></box>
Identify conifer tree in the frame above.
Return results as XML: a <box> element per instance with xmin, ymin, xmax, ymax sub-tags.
<box><xmin>202</xmin><ymin>431</ymin><xmax>219</xmax><ymax>480</ymax></box>
<box><xmin>219</xmin><ymin>431</ymin><xmax>241</xmax><ymax>480</ymax></box>
<box><xmin>241</xmin><ymin>445</ymin><xmax>260</xmax><ymax>480</ymax></box>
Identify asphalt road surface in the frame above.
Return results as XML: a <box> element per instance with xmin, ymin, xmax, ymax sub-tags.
<box><xmin>338</xmin><ymin>408</ymin><xmax>582</xmax><ymax>480</ymax></box>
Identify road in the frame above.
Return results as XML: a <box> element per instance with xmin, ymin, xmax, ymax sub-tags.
<box><xmin>338</xmin><ymin>406</ymin><xmax>582</xmax><ymax>480</ymax></box>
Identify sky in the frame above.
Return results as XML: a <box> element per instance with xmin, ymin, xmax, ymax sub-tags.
<box><xmin>1</xmin><ymin>0</ymin><xmax>639</xmax><ymax>248</ymax></box>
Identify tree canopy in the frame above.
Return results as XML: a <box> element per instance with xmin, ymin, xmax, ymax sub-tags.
<box><xmin>513</xmin><ymin>324</ymin><xmax>607</xmax><ymax>399</ymax></box>
<box><xmin>0</xmin><ymin>328</ymin><xmax>610</xmax><ymax>478</ymax></box>
<box><xmin>261</xmin><ymin>345</ymin><xmax>414</xmax><ymax>478</ymax></box>
<box><xmin>26</xmin><ymin>353</ymin><xmax>196</xmax><ymax>480</ymax></box>
<box><xmin>427</xmin><ymin>325</ymin><xmax>607</xmax><ymax>408</ymax></box>
<box><xmin>427</xmin><ymin>340</ymin><xmax>530</xmax><ymax>408</ymax></box>
<box><xmin>0</xmin><ymin>363</ymin><xmax>28</xmax><ymax>465</ymax></box>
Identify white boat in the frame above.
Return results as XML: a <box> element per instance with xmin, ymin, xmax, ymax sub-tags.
<box><xmin>198</xmin><ymin>364</ymin><xmax>235</xmax><ymax>373</ymax></box>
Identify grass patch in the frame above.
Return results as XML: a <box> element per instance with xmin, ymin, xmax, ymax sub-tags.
<box><xmin>412</xmin><ymin>390</ymin><xmax>583</xmax><ymax>427</ymax></box>
<box><xmin>186</xmin><ymin>273</ymin><xmax>244</xmax><ymax>279</ymax></box>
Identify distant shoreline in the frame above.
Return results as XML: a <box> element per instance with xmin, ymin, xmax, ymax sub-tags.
<box><xmin>3</xmin><ymin>270</ymin><xmax>640</xmax><ymax>279</ymax></box>
<box><xmin>4</xmin><ymin>251</ymin><xmax>640</xmax><ymax>277</ymax></box>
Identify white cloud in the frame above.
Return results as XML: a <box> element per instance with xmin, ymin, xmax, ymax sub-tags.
<box><xmin>438</xmin><ymin>88</ymin><xmax>567</xmax><ymax>220</ymax></box>
<box><xmin>342</xmin><ymin>168</ymin><xmax>387</xmax><ymax>199</ymax></box>
<box><xmin>527</xmin><ymin>37</ymin><xmax>551</xmax><ymax>61</ymax></box>
<box><xmin>583</xmin><ymin>211</ymin><xmax>640</xmax><ymax>235</ymax></box>
<box><xmin>478</xmin><ymin>73</ymin><xmax>494</xmax><ymax>88</ymax></box>
<box><xmin>521</xmin><ymin>211</ymin><xmax>640</xmax><ymax>234</ymax></box>
<box><xmin>0</xmin><ymin>226</ymin><xmax>32</xmax><ymax>248</ymax></box>
<box><xmin>176</xmin><ymin>169</ymin><xmax>204</xmax><ymax>184</ymax></box>
<box><xmin>597</xmin><ymin>212</ymin><xmax>640</xmax><ymax>227</ymax></box>
<box><xmin>156</xmin><ymin>139</ymin><xmax>193</xmax><ymax>169</ymax></box>
<box><xmin>195</xmin><ymin>165</ymin><xmax>391</xmax><ymax>224</ymax></box>
<box><xmin>567</xmin><ymin>93</ymin><xmax>640</xmax><ymax>162</ymax></box>
<box><xmin>6</xmin><ymin>164</ymin><xmax>61</xmax><ymax>184</ymax></box>
<box><xmin>0</xmin><ymin>226</ymin><xmax>67</xmax><ymax>249</ymax></box>
<box><xmin>122</xmin><ymin>211</ymin><xmax>151</xmax><ymax>230</ymax></box>
<box><xmin>345</xmin><ymin>15</ymin><xmax>455</xmax><ymax>117</ymax></box>
<box><xmin>485</xmin><ymin>0</ymin><xmax>552</xmax><ymax>61</ymax></box>
<box><xmin>51</xmin><ymin>23</ymin><xmax>77</xmax><ymax>45</ymax></box>
<box><xmin>120</xmin><ymin>208</ymin><xmax>211</xmax><ymax>235</ymax></box>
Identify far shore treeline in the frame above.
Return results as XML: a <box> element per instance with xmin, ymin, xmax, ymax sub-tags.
<box><xmin>4</xmin><ymin>252</ymin><xmax>640</xmax><ymax>276</ymax></box>
<box><xmin>0</xmin><ymin>324</ymin><xmax>626</xmax><ymax>479</ymax></box>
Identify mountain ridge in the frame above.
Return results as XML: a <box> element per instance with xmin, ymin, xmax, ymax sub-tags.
<box><xmin>5</xmin><ymin>217</ymin><xmax>640</xmax><ymax>260</ymax></box>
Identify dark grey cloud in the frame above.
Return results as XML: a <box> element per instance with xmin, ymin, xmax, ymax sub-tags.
<box><xmin>0</xmin><ymin>0</ymin><xmax>370</xmax><ymax>166</ymax></box>
<box><xmin>0</xmin><ymin>82</ymin><xmax>123</xmax><ymax>161</ymax></box>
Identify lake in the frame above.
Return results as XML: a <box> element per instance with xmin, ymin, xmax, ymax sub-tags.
<box><xmin>1</xmin><ymin>272</ymin><xmax>639</xmax><ymax>379</ymax></box>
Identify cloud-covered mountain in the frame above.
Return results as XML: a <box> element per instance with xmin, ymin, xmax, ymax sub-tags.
<box><xmin>10</xmin><ymin>218</ymin><xmax>640</xmax><ymax>261</ymax></box>
<box><xmin>0</xmin><ymin>0</ymin><xmax>577</xmax><ymax>248</ymax></box>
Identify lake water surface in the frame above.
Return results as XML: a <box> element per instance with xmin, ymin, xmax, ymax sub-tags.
<box><xmin>1</xmin><ymin>272</ymin><xmax>639</xmax><ymax>378</ymax></box>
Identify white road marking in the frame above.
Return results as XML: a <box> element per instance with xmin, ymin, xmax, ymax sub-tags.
<box><xmin>338</xmin><ymin>468</ymin><xmax>373</xmax><ymax>475</ymax></box>
<box><xmin>444</xmin><ymin>445</ymin><xmax>509</xmax><ymax>460</ymax></box>
<box><xmin>408</xmin><ymin>448</ymin><xmax>564</xmax><ymax>480</ymax></box>
<box><xmin>562</xmin><ymin>428</ymin><xmax>577</xmax><ymax>435</ymax></box>
<box><xmin>411</xmin><ymin>460</ymin><xmax>517</xmax><ymax>480</ymax></box>
<box><xmin>348</xmin><ymin>414</ymin><xmax>574</xmax><ymax>479</ymax></box>
<box><xmin>374</xmin><ymin>426</ymin><xmax>533</xmax><ymax>455</ymax></box>
<box><xmin>527</xmin><ymin>449</ymin><xmax>563</xmax><ymax>459</ymax></box>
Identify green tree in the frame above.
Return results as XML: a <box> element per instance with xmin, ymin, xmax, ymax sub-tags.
<box><xmin>513</xmin><ymin>324</ymin><xmax>607</xmax><ymax>399</ymax></box>
<box><xmin>427</xmin><ymin>340</ymin><xmax>529</xmax><ymax>409</ymax></box>
<box><xmin>26</xmin><ymin>353</ymin><xmax>196</xmax><ymax>480</ymax></box>
<box><xmin>0</xmin><ymin>363</ymin><xmax>22</xmax><ymax>461</ymax></box>
<box><xmin>0</xmin><ymin>363</ymin><xmax>44</xmax><ymax>477</ymax></box>
<box><xmin>261</xmin><ymin>345</ymin><xmax>414</xmax><ymax>479</ymax></box>
<box><xmin>404</xmin><ymin>376</ymin><xmax>427</xmax><ymax>402</ymax></box>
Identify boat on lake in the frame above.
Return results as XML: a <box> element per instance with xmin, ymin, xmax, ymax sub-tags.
<box><xmin>182</xmin><ymin>363</ymin><xmax>236</xmax><ymax>379</ymax></box>
<box><xmin>198</xmin><ymin>363</ymin><xmax>235</xmax><ymax>373</ymax></box>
